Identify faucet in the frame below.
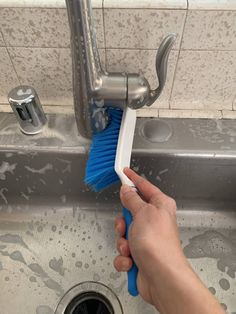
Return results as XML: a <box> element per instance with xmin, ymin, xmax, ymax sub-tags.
<box><xmin>66</xmin><ymin>0</ymin><xmax>176</xmax><ymax>139</ymax></box>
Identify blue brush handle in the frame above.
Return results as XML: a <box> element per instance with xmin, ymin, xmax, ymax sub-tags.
<box><xmin>122</xmin><ymin>207</ymin><xmax>139</xmax><ymax>297</ymax></box>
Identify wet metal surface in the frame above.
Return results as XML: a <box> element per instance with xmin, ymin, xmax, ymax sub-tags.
<box><xmin>0</xmin><ymin>113</ymin><xmax>236</xmax><ymax>313</ymax></box>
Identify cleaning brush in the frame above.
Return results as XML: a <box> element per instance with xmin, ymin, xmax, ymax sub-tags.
<box><xmin>85</xmin><ymin>107</ymin><xmax>123</xmax><ymax>191</ymax></box>
<box><xmin>85</xmin><ymin>106</ymin><xmax>138</xmax><ymax>296</ymax></box>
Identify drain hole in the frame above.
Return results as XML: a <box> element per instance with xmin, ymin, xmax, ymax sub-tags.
<box><xmin>64</xmin><ymin>291</ymin><xmax>114</xmax><ymax>314</ymax></box>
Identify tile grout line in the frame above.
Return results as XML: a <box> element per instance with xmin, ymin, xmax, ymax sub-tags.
<box><xmin>1</xmin><ymin>6</ymin><xmax>236</xmax><ymax>12</ymax></box>
<box><xmin>100</xmin><ymin>47</ymin><xmax>236</xmax><ymax>52</ymax></box>
<box><xmin>0</xmin><ymin>6</ymin><xmax>102</xmax><ymax>10</ymax></box>
<box><xmin>0</xmin><ymin>6</ymin><xmax>236</xmax><ymax>12</ymax></box>
<box><xmin>1</xmin><ymin>46</ymin><xmax>236</xmax><ymax>53</ymax></box>
<box><xmin>168</xmin><ymin>8</ymin><xmax>188</xmax><ymax>110</ymax></box>
<box><xmin>0</xmin><ymin>104</ymin><xmax>233</xmax><ymax>117</ymax></box>
<box><xmin>98</xmin><ymin>8</ymin><xmax>235</xmax><ymax>12</ymax></box>
<box><xmin>0</xmin><ymin>29</ymin><xmax>22</xmax><ymax>86</ymax></box>
<box><xmin>101</xmin><ymin>0</ymin><xmax>108</xmax><ymax>71</ymax></box>
<box><xmin>232</xmin><ymin>93</ymin><xmax>236</xmax><ymax>111</ymax></box>
<box><xmin>7</xmin><ymin>47</ymin><xmax>23</xmax><ymax>86</ymax></box>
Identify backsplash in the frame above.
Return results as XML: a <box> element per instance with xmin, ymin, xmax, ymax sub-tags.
<box><xmin>0</xmin><ymin>0</ymin><xmax>236</xmax><ymax>118</ymax></box>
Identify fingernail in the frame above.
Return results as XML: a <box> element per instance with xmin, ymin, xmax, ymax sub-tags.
<box><xmin>122</xmin><ymin>259</ymin><xmax>130</xmax><ymax>269</ymax></box>
<box><xmin>121</xmin><ymin>185</ymin><xmax>132</xmax><ymax>194</ymax></box>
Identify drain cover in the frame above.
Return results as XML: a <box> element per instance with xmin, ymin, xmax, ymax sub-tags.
<box><xmin>140</xmin><ymin>119</ymin><xmax>172</xmax><ymax>143</ymax></box>
<box><xmin>55</xmin><ymin>282</ymin><xmax>123</xmax><ymax>314</ymax></box>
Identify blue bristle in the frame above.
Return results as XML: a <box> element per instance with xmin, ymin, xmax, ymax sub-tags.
<box><xmin>85</xmin><ymin>107</ymin><xmax>123</xmax><ymax>192</ymax></box>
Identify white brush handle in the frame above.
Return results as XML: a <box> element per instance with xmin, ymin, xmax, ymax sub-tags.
<box><xmin>115</xmin><ymin>107</ymin><xmax>139</xmax><ymax>297</ymax></box>
<box><xmin>115</xmin><ymin>107</ymin><xmax>136</xmax><ymax>187</ymax></box>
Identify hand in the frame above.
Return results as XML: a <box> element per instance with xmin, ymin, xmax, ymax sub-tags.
<box><xmin>114</xmin><ymin>168</ymin><xmax>186</xmax><ymax>306</ymax></box>
<box><xmin>114</xmin><ymin>168</ymin><xmax>225</xmax><ymax>314</ymax></box>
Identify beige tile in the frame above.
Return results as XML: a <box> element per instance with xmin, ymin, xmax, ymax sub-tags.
<box><xmin>0</xmin><ymin>104</ymin><xmax>12</xmax><ymax>112</ymax></box>
<box><xmin>222</xmin><ymin>110</ymin><xmax>236</xmax><ymax>119</ymax></box>
<box><xmin>0</xmin><ymin>32</ymin><xmax>4</xmax><ymax>46</ymax></box>
<box><xmin>137</xmin><ymin>108</ymin><xmax>159</xmax><ymax>117</ymax></box>
<box><xmin>233</xmin><ymin>95</ymin><xmax>236</xmax><ymax>110</ymax></box>
<box><xmin>98</xmin><ymin>49</ymin><xmax>106</xmax><ymax>71</ymax></box>
<box><xmin>42</xmin><ymin>105</ymin><xmax>74</xmax><ymax>114</ymax></box>
<box><xmin>104</xmin><ymin>9</ymin><xmax>186</xmax><ymax>49</ymax></box>
<box><xmin>0</xmin><ymin>47</ymin><xmax>20</xmax><ymax>103</ymax></box>
<box><xmin>0</xmin><ymin>8</ymin><xmax>104</xmax><ymax>48</ymax></box>
<box><xmin>159</xmin><ymin>109</ymin><xmax>222</xmax><ymax>119</ymax></box>
<box><xmin>104</xmin><ymin>0</ymin><xmax>187</xmax><ymax>9</ymax></box>
<box><xmin>182</xmin><ymin>10</ymin><xmax>236</xmax><ymax>50</ymax></box>
<box><xmin>106</xmin><ymin>49</ymin><xmax>178</xmax><ymax>108</ymax></box>
<box><xmin>170</xmin><ymin>51</ymin><xmax>236</xmax><ymax>110</ymax></box>
<box><xmin>8</xmin><ymin>47</ymin><xmax>105</xmax><ymax>106</ymax></box>
<box><xmin>0</xmin><ymin>103</ymin><xmax>74</xmax><ymax>114</ymax></box>
<box><xmin>0</xmin><ymin>0</ymin><xmax>102</xmax><ymax>8</ymax></box>
<box><xmin>9</xmin><ymin>47</ymin><xmax>73</xmax><ymax>106</ymax></box>
<box><xmin>189</xmin><ymin>0</ymin><xmax>236</xmax><ymax>10</ymax></box>
<box><xmin>233</xmin><ymin>98</ymin><xmax>236</xmax><ymax>110</ymax></box>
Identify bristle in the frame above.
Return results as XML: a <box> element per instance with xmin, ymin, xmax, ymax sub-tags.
<box><xmin>85</xmin><ymin>107</ymin><xmax>123</xmax><ymax>191</ymax></box>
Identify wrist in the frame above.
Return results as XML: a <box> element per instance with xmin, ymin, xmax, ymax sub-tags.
<box><xmin>147</xmin><ymin>254</ymin><xmax>224</xmax><ymax>314</ymax></box>
<box><xmin>138</xmin><ymin>244</ymin><xmax>189</xmax><ymax>282</ymax></box>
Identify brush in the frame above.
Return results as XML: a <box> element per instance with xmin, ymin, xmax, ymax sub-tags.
<box><xmin>85</xmin><ymin>106</ymin><xmax>138</xmax><ymax>296</ymax></box>
<box><xmin>114</xmin><ymin>106</ymin><xmax>138</xmax><ymax>297</ymax></box>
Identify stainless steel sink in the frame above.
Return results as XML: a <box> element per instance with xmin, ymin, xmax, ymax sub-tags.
<box><xmin>0</xmin><ymin>113</ymin><xmax>235</xmax><ymax>314</ymax></box>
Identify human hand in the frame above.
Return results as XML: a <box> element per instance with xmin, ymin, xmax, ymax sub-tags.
<box><xmin>114</xmin><ymin>168</ymin><xmax>187</xmax><ymax>306</ymax></box>
<box><xmin>114</xmin><ymin>168</ymin><xmax>226</xmax><ymax>314</ymax></box>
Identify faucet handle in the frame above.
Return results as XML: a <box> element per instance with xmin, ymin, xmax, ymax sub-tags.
<box><xmin>127</xmin><ymin>33</ymin><xmax>176</xmax><ymax>110</ymax></box>
<box><xmin>148</xmin><ymin>33</ymin><xmax>176</xmax><ymax>106</ymax></box>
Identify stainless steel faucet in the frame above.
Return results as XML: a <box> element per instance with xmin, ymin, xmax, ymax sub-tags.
<box><xmin>66</xmin><ymin>0</ymin><xmax>176</xmax><ymax>139</ymax></box>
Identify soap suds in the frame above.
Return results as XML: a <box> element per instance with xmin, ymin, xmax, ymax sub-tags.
<box><xmin>158</xmin><ymin>168</ymin><xmax>169</xmax><ymax>175</ymax></box>
<box><xmin>36</xmin><ymin>305</ymin><xmax>54</xmax><ymax>314</ymax></box>
<box><xmin>24</xmin><ymin>164</ymin><xmax>53</xmax><ymax>174</ymax></box>
<box><xmin>28</xmin><ymin>263</ymin><xmax>64</xmax><ymax>296</ymax></box>
<box><xmin>219</xmin><ymin>278</ymin><xmax>230</xmax><ymax>291</ymax></box>
<box><xmin>0</xmin><ymin>162</ymin><xmax>16</xmax><ymax>180</ymax></box>
<box><xmin>49</xmin><ymin>257</ymin><xmax>65</xmax><ymax>276</ymax></box>
<box><xmin>184</xmin><ymin>231</ymin><xmax>236</xmax><ymax>278</ymax></box>
<box><xmin>57</xmin><ymin>158</ymin><xmax>71</xmax><ymax>173</ymax></box>
<box><xmin>0</xmin><ymin>234</ymin><xmax>29</xmax><ymax>249</ymax></box>
<box><xmin>0</xmin><ymin>188</ymin><xmax>8</xmax><ymax>204</ymax></box>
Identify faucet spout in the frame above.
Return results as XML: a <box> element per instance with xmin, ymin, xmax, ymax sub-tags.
<box><xmin>66</xmin><ymin>0</ymin><xmax>105</xmax><ymax>138</ymax></box>
<box><xmin>66</xmin><ymin>0</ymin><xmax>176</xmax><ymax>139</ymax></box>
<box><xmin>67</xmin><ymin>0</ymin><xmax>102</xmax><ymax>91</ymax></box>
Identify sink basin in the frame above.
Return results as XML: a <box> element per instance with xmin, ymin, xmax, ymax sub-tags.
<box><xmin>0</xmin><ymin>113</ymin><xmax>235</xmax><ymax>314</ymax></box>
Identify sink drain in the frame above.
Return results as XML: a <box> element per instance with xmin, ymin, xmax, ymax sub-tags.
<box><xmin>64</xmin><ymin>291</ymin><xmax>113</xmax><ymax>314</ymax></box>
<box><xmin>55</xmin><ymin>282</ymin><xmax>123</xmax><ymax>314</ymax></box>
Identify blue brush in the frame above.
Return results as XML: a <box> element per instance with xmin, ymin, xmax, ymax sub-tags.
<box><xmin>85</xmin><ymin>106</ymin><xmax>139</xmax><ymax>297</ymax></box>
<box><xmin>85</xmin><ymin>107</ymin><xmax>122</xmax><ymax>191</ymax></box>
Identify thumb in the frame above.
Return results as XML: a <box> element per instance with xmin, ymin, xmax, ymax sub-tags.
<box><xmin>120</xmin><ymin>185</ymin><xmax>147</xmax><ymax>217</ymax></box>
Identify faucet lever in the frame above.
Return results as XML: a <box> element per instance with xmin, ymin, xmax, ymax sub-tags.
<box><xmin>127</xmin><ymin>33</ymin><xmax>176</xmax><ymax>110</ymax></box>
<box><xmin>148</xmin><ymin>33</ymin><xmax>177</xmax><ymax>106</ymax></box>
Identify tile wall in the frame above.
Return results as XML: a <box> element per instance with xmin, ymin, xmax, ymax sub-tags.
<box><xmin>0</xmin><ymin>0</ymin><xmax>235</xmax><ymax>118</ymax></box>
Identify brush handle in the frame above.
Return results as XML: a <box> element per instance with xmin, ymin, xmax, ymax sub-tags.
<box><xmin>122</xmin><ymin>207</ymin><xmax>139</xmax><ymax>297</ymax></box>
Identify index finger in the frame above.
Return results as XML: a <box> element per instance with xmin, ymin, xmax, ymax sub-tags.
<box><xmin>124</xmin><ymin>167</ymin><xmax>165</xmax><ymax>203</ymax></box>
<box><xmin>120</xmin><ymin>185</ymin><xmax>147</xmax><ymax>216</ymax></box>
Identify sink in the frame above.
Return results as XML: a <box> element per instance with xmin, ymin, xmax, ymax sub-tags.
<box><xmin>0</xmin><ymin>113</ymin><xmax>235</xmax><ymax>314</ymax></box>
